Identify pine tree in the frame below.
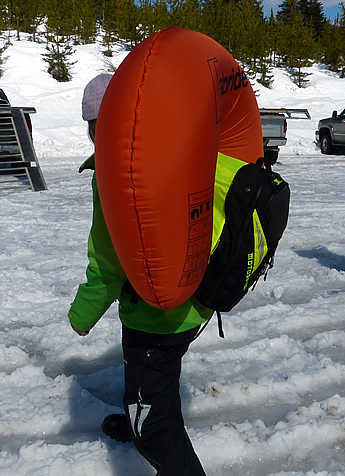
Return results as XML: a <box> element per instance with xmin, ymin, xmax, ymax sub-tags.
<box><xmin>151</xmin><ymin>0</ymin><xmax>171</xmax><ymax>32</ymax></box>
<box><xmin>201</xmin><ymin>0</ymin><xmax>229</xmax><ymax>47</ymax></box>
<box><xmin>0</xmin><ymin>0</ymin><xmax>20</xmax><ymax>39</ymax></box>
<box><xmin>6</xmin><ymin>0</ymin><xmax>45</xmax><ymax>40</ymax></box>
<box><xmin>44</xmin><ymin>0</ymin><xmax>75</xmax><ymax>37</ymax></box>
<box><xmin>0</xmin><ymin>0</ymin><xmax>7</xmax><ymax>31</ymax></box>
<box><xmin>166</xmin><ymin>0</ymin><xmax>187</xmax><ymax>28</ymax></box>
<box><xmin>277</xmin><ymin>0</ymin><xmax>298</xmax><ymax>23</ymax></box>
<box><xmin>285</xmin><ymin>11</ymin><xmax>314</xmax><ymax>86</ymax></box>
<box><xmin>310</xmin><ymin>0</ymin><xmax>325</xmax><ymax>37</ymax></box>
<box><xmin>42</xmin><ymin>34</ymin><xmax>76</xmax><ymax>81</ymax></box>
<box><xmin>267</xmin><ymin>9</ymin><xmax>282</xmax><ymax>66</ymax></box>
<box><xmin>116</xmin><ymin>0</ymin><xmax>141</xmax><ymax>46</ymax></box>
<box><xmin>0</xmin><ymin>42</ymin><xmax>8</xmax><ymax>78</ymax></box>
<box><xmin>221</xmin><ymin>0</ymin><xmax>237</xmax><ymax>50</ymax></box>
<box><xmin>137</xmin><ymin>0</ymin><xmax>157</xmax><ymax>38</ymax></box>
<box><xmin>184</xmin><ymin>0</ymin><xmax>202</xmax><ymax>31</ymax></box>
<box><xmin>43</xmin><ymin>0</ymin><xmax>77</xmax><ymax>81</ymax></box>
<box><xmin>229</xmin><ymin>0</ymin><xmax>268</xmax><ymax>79</ymax></box>
<box><xmin>297</xmin><ymin>0</ymin><xmax>325</xmax><ymax>38</ymax></box>
<box><xmin>99</xmin><ymin>0</ymin><xmax>117</xmax><ymax>55</ymax></box>
<box><xmin>257</xmin><ymin>54</ymin><xmax>274</xmax><ymax>88</ymax></box>
<box><xmin>320</xmin><ymin>17</ymin><xmax>345</xmax><ymax>76</ymax></box>
<box><xmin>72</xmin><ymin>0</ymin><xmax>97</xmax><ymax>44</ymax></box>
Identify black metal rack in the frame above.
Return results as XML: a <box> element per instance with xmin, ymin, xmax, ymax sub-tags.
<box><xmin>0</xmin><ymin>89</ymin><xmax>47</xmax><ymax>192</ymax></box>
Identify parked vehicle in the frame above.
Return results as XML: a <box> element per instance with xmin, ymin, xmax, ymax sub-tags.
<box><xmin>260</xmin><ymin>108</ymin><xmax>311</xmax><ymax>165</ymax></box>
<box><xmin>315</xmin><ymin>109</ymin><xmax>345</xmax><ymax>154</ymax></box>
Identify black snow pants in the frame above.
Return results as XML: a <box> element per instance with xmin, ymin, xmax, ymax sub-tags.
<box><xmin>122</xmin><ymin>325</ymin><xmax>206</xmax><ymax>476</ymax></box>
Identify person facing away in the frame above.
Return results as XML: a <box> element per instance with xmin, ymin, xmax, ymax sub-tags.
<box><xmin>68</xmin><ymin>72</ymin><xmax>212</xmax><ymax>476</ymax></box>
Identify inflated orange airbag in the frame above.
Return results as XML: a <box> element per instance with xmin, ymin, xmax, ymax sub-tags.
<box><xmin>96</xmin><ymin>27</ymin><xmax>263</xmax><ymax>310</ymax></box>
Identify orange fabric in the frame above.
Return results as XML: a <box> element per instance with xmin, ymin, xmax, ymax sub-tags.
<box><xmin>95</xmin><ymin>27</ymin><xmax>263</xmax><ymax>310</ymax></box>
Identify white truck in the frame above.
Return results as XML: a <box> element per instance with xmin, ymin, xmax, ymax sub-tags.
<box><xmin>260</xmin><ymin>108</ymin><xmax>311</xmax><ymax>165</ymax></box>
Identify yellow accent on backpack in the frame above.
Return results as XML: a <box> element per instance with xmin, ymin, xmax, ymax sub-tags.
<box><xmin>252</xmin><ymin>209</ymin><xmax>268</xmax><ymax>272</ymax></box>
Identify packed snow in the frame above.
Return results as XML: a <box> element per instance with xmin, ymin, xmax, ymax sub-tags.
<box><xmin>1</xmin><ymin>33</ymin><xmax>345</xmax><ymax>476</ymax></box>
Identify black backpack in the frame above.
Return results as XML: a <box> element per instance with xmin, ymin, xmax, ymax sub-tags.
<box><xmin>194</xmin><ymin>157</ymin><xmax>290</xmax><ymax>335</ymax></box>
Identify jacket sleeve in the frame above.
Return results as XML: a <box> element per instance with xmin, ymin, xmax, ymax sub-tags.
<box><xmin>68</xmin><ymin>172</ymin><xmax>127</xmax><ymax>332</ymax></box>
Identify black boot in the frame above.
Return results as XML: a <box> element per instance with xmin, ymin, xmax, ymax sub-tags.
<box><xmin>102</xmin><ymin>414</ymin><xmax>132</xmax><ymax>443</ymax></box>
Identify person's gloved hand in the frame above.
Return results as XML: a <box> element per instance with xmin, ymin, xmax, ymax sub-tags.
<box><xmin>71</xmin><ymin>324</ymin><xmax>89</xmax><ymax>336</ymax></box>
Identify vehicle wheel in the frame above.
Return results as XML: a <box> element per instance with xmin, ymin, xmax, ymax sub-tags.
<box><xmin>320</xmin><ymin>132</ymin><xmax>333</xmax><ymax>154</ymax></box>
<box><xmin>263</xmin><ymin>148</ymin><xmax>279</xmax><ymax>166</ymax></box>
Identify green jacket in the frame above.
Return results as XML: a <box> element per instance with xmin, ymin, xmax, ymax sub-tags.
<box><xmin>68</xmin><ymin>155</ymin><xmax>213</xmax><ymax>334</ymax></box>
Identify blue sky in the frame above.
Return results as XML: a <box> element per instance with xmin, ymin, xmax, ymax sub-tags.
<box><xmin>263</xmin><ymin>0</ymin><xmax>342</xmax><ymax>20</ymax></box>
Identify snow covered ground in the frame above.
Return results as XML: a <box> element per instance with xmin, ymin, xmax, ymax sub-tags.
<box><xmin>1</xmin><ymin>33</ymin><xmax>345</xmax><ymax>476</ymax></box>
